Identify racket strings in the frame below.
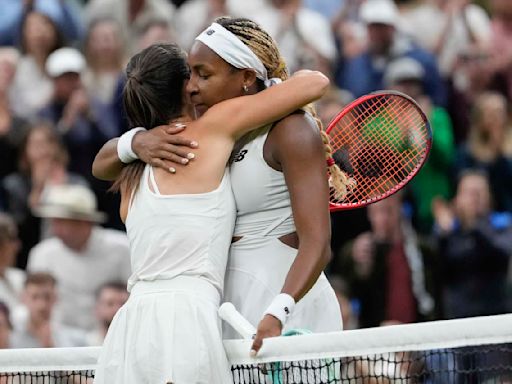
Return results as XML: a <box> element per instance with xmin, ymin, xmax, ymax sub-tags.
<box><xmin>328</xmin><ymin>94</ymin><xmax>430</xmax><ymax>207</ymax></box>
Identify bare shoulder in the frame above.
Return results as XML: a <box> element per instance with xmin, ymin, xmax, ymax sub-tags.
<box><xmin>267</xmin><ymin>112</ymin><xmax>324</xmax><ymax>165</ymax></box>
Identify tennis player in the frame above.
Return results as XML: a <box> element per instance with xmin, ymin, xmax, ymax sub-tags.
<box><xmin>92</xmin><ymin>43</ymin><xmax>329</xmax><ymax>384</ymax></box>
<box><xmin>93</xmin><ymin>17</ymin><xmax>348</xmax><ymax>356</ymax></box>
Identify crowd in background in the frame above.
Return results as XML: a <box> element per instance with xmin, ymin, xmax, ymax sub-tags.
<box><xmin>0</xmin><ymin>0</ymin><xmax>511</xmax><ymax>349</ymax></box>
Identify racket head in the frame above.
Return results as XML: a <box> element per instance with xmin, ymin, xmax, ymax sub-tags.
<box><xmin>326</xmin><ymin>90</ymin><xmax>432</xmax><ymax>211</ymax></box>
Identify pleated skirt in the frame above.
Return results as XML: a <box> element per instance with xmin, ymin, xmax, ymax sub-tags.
<box><xmin>94</xmin><ymin>276</ymin><xmax>232</xmax><ymax>384</ymax></box>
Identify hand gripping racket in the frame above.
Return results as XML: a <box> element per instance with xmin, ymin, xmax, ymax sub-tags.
<box><xmin>327</xmin><ymin>90</ymin><xmax>432</xmax><ymax>211</ymax></box>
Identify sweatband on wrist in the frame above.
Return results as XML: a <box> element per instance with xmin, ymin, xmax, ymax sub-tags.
<box><xmin>263</xmin><ymin>293</ymin><xmax>296</xmax><ymax>326</ymax></box>
<box><xmin>117</xmin><ymin>127</ymin><xmax>146</xmax><ymax>163</ymax></box>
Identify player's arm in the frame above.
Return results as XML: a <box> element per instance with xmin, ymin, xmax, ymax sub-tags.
<box><xmin>92</xmin><ymin>125</ymin><xmax>198</xmax><ymax>180</ymax></box>
<box><xmin>251</xmin><ymin>114</ymin><xmax>332</xmax><ymax>354</ymax></box>
<box><xmin>201</xmin><ymin>70</ymin><xmax>329</xmax><ymax>139</ymax></box>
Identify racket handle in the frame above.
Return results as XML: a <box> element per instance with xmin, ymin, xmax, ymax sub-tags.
<box><xmin>218</xmin><ymin>302</ymin><xmax>256</xmax><ymax>340</ymax></box>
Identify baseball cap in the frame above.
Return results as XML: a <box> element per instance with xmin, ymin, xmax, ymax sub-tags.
<box><xmin>384</xmin><ymin>57</ymin><xmax>425</xmax><ymax>86</ymax></box>
<box><xmin>360</xmin><ymin>0</ymin><xmax>399</xmax><ymax>27</ymax></box>
<box><xmin>45</xmin><ymin>47</ymin><xmax>85</xmax><ymax>78</ymax></box>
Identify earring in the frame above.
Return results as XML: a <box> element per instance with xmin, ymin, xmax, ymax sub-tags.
<box><xmin>243</xmin><ymin>85</ymin><xmax>249</xmax><ymax>93</ymax></box>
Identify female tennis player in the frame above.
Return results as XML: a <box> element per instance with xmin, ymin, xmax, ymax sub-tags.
<box><xmin>92</xmin><ymin>43</ymin><xmax>329</xmax><ymax>384</ymax></box>
<box><xmin>93</xmin><ymin>17</ymin><xmax>347</xmax><ymax>356</ymax></box>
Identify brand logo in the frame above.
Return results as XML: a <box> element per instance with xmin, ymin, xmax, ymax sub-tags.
<box><xmin>206</xmin><ymin>29</ymin><xmax>215</xmax><ymax>36</ymax></box>
<box><xmin>234</xmin><ymin>149</ymin><xmax>248</xmax><ymax>162</ymax></box>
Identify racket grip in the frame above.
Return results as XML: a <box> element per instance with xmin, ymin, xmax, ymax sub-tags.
<box><xmin>218</xmin><ymin>302</ymin><xmax>256</xmax><ymax>340</ymax></box>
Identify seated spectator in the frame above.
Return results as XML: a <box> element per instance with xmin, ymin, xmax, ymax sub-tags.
<box><xmin>2</xmin><ymin>122</ymin><xmax>87</xmax><ymax>269</ymax></box>
<box><xmin>137</xmin><ymin>18</ymin><xmax>175</xmax><ymax>50</ymax></box>
<box><xmin>432</xmin><ymin>169</ymin><xmax>512</xmax><ymax>319</ymax></box>
<box><xmin>0</xmin><ymin>48</ymin><xmax>29</xmax><ymax>180</ymax></box>
<box><xmin>489</xmin><ymin>0</ymin><xmax>512</xmax><ymax>101</ymax></box>
<box><xmin>336</xmin><ymin>0</ymin><xmax>446</xmax><ymax>107</ymax></box>
<box><xmin>0</xmin><ymin>302</ymin><xmax>12</xmax><ymax>349</ymax></box>
<box><xmin>336</xmin><ymin>192</ymin><xmax>437</xmax><ymax>328</ymax></box>
<box><xmin>384</xmin><ymin>57</ymin><xmax>455</xmax><ymax>232</ymax></box>
<box><xmin>9</xmin><ymin>8</ymin><xmax>64</xmax><ymax>119</ymax></box>
<box><xmin>27</xmin><ymin>184</ymin><xmax>130</xmax><ymax>331</ymax></box>
<box><xmin>39</xmin><ymin>47</ymin><xmax>116</xmax><ymax>179</ymax></box>
<box><xmin>11</xmin><ymin>272</ymin><xmax>87</xmax><ymax>348</ymax></box>
<box><xmin>86</xmin><ymin>281</ymin><xmax>128</xmax><ymax>346</ymax></box>
<box><xmin>328</xmin><ymin>274</ymin><xmax>358</xmax><ymax>330</ymax></box>
<box><xmin>253</xmin><ymin>0</ymin><xmax>337</xmax><ymax>75</ymax></box>
<box><xmin>454</xmin><ymin>91</ymin><xmax>512</xmax><ymax>212</ymax></box>
<box><xmin>85</xmin><ymin>0</ymin><xmax>176</xmax><ymax>55</ymax></box>
<box><xmin>0</xmin><ymin>214</ymin><xmax>25</xmax><ymax>322</ymax></box>
<box><xmin>82</xmin><ymin>18</ymin><xmax>125</xmax><ymax>107</ymax></box>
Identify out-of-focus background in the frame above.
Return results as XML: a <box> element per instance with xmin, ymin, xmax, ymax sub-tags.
<box><xmin>0</xmin><ymin>0</ymin><xmax>511</xmax><ymax>349</ymax></box>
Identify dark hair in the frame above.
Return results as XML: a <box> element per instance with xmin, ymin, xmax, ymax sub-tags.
<box><xmin>112</xmin><ymin>43</ymin><xmax>190</xmax><ymax>195</ymax></box>
<box><xmin>0</xmin><ymin>213</ymin><xmax>17</xmax><ymax>246</ymax></box>
<box><xmin>95</xmin><ymin>281</ymin><xmax>128</xmax><ymax>299</ymax></box>
<box><xmin>19</xmin><ymin>10</ymin><xmax>64</xmax><ymax>55</ymax></box>
<box><xmin>0</xmin><ymin>301</ymin><xmax>12</xmax><ymax>330</ymax></box>
<box><xmin>24</xmin><ymin>272</ymin><xmax>57</xmax><ymax>288</ymax></box>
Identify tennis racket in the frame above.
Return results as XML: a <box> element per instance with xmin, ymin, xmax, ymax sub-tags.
<box><xmin>326</xmin><ymin>90</ymin><xmax>432</xmax><ymax>211</ymax></box>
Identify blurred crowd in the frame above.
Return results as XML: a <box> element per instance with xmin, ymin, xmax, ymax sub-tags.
<box><xmin>0</xmin><ymin>0</ymin><xmax>511</xmax><ymax>350</ymax></box>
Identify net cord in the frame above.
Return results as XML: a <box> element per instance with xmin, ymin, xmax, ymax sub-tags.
<box><xmin>0</xmin><ymin>314</ymin><xmax>510</xmax><ymax>371</ymax></box>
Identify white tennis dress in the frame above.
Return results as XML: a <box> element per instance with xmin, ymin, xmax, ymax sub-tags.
<box><xmin>224</xmin><ymin>127</ymin><xmax>343</xmax><ymax>339</ymax></box>
<box><xmin>94</xmin><ymin>165</ymin><xmax>235</xmax><ymax>384</ymax></box>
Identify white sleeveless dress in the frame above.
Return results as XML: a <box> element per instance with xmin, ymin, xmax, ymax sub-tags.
<box><xmin>224</xmin><ymin>126</ymin><xmax>343</xmax><ymax>339</ymax></box>
<box><xmin>94</xmin><ymin>165</ymin><xmax>235</xmax><ymax>384</ymax></box>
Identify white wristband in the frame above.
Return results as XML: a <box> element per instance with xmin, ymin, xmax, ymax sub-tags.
<box><xmin>117</xmin><ymin>127</ymin><xmax>147</xmax><ymax>163</ymax></box>
<box><xmin>263</xmin><ymin>293</ymin><xmax>296</xmax><ymax>326</ymax></box>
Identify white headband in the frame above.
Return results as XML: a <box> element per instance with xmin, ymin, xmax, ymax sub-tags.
<box><xmin>196</xmin><ymin>22</ymin><xmax>281</xmax><ymax>88</ymax></box>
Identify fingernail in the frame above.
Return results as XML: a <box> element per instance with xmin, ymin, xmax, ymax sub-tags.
<box><xmin>250</xmin><ymin>349</ymin><xmax>257</xmax><ymax>358</ymax></box>
<box><xmin>187</xmin><ymin>153</ymin><xmax>195</xmax><ymax>159</ymax></box>
<box><xmin>181</xmin><ymin>158</ymin><xmax>189</xmax><ymax>164</ymax></box>
<box><xmin>169</xmin><ymin>167</ymin><xmax>176</xmax><ymax>173</ymax></box>
<box><xmin>191</xmin><ymin>141</ymin><xmax>198</xmax><ymax>147</ymax></box>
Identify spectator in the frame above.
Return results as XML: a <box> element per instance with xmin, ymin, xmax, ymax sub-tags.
<box><xmin>0</xmin><ymin>48</ymin><xmax>29</xmax><ymax>180</ymax></box>
<box><xmin>328</xmin><ymin>274</ymin><xmax>358</xmax><ymax>330</ymax></box>
<box><xmin>175</xmin><ymin>0</ymin><xmax>232</xmax><ymax>50</ymax></box>
<box><xmin>0</xmin><ymin>302</ymin><xmax>12</xmax><ymax>349</ymax></box>
<box><xmin>432</xmin><ymin>169</ymin><xmax>512</xmax><ymax>319</ymax></box>
<box><xmin>336</xmin><ymin>0</ymin><xmax>446</xmax><ymax>107</ymax></box>
<box><xmin>0</xmin><ymin>214</ymin><xmax>24</xmax><ymax>322</ymax></box>
<box><xmin>489</xmin><ymin>0</ymin><xmax>512</xmax><ymax>101</ymax></box>
<box><xmin>253</xmin><ymin>0</ymin><xmax>337</xmax><ymax>75</ymax></box>
<box><xmin>85</xmin><ymin>0</ymin><xmax>176</xmax><ymax>55</ymax></box>
<box><xmin>27</xmin><ymin>184</ymin><xmax>130</xmax><ymax>331</ymax></box>
<box><xmin>454</xmin><ymin>91</ymin><xmax>512</xmax><ymax>212</ymax></box>
<box><xmin>384</xmin><ymin>57</ymin><xmax>455</xmax><ymax>232</ymax></box>
<box><xmin>39</xmin><ymin>47</ymin><xmax>116</xmax><ymax>180</ymax></box>
<box><xmin>11</xmin><ymin>272</ymin><xmax>87</xmax><ymax>348</ymax></box>
<box><xmin>400</xmin><ymin>0</ymin><xmax>491</xmax><ymax>78</ymax></box>
<box><xmin>9</xmin><ymin>8</ymin><xmax>64</xmax><ymax>119</ymax></box>
<box><xmin>0</xmin><ymin>0</ymin><xmax>83</xmax><ymax>47</ymax></box>
<box><xmin>82</xmin><ymin>18</ymin><xmax>125</xmax><ymax>107</ymax></box>
<box><xmin>86</xmin><ymin>281</ymin><xmax>128</xmax><ymax>346</ymax></box>
<box><xmin>2</xmin><ymin>122</ymin><xmax>87</xmax><ymax>269</ymax></box>
<box><xmin>336</xmin><ymin>193</ymin><xmax>437</xmax><ymax>328</ymax></box>
<box><xmin>137</xmin><ymin>18</ymin><xmax>175</xmax><ymax>50</ymax></box>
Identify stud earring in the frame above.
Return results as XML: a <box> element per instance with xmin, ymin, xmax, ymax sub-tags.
<box><xmin>243</xmin><ymin>85</ymin><xmax>249</xmax><ymax>93</ymax></box>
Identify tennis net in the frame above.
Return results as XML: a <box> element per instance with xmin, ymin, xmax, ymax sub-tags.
<box><xmin>0</xmin><ymin>314</ymin><xmax>510</xmax><ymax>383</ymax></box>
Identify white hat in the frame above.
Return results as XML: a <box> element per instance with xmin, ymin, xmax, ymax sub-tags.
<box><xmin>45</xmin><ymin>47</ymin><xmax>86</xmax><ymax>78</ymax></box>
<box><xmin>34</xmin><ymin>184</ymin><xmax>107</xmax><ymax>223</ymax></box>
<box><xmin>384</xmin><ymin>57</ymin><xmax>425</xmax><ymax>86</ymax></box>
<box><xmin>360</xmin><ymin>0</ymin><xmax>399</xmax><ymax>27</ymax></box>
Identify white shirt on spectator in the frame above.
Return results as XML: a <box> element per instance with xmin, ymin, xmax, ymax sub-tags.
<box><xmin>400</xmin><ymin>3</ymin><xmax>491</xmax><ymax>76</ymax></box>
<box><xmin>9</xmin><ymin>56</ymin><xmax>53</xmax><ymax>119</ymax></box>
<box><xmin>0</xmin><ymin>268</ymin><xmax>27</xmax><ymax>324</ymax></box>
<box><xmin>253</xmin><ymin>6</ymin><xmax>336</xmax><ymax>72</ymax></box>
<box><xmin>27</xmin><ymin>227</ymin><xmax>131</xmax><ymax>331</ymax></box>
<box><xmin>11</xmin><ymin>320</ymin><xmax>87</xmax><ymax>348</ymax></box>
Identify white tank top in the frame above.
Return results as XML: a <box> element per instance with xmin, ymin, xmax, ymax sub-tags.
<box><xmin>125</xmin><ymin>165</ymin><xmax>236</xmax><ymax>294</ymax></box>
<box><xmin>230</xmin><ymin>127</ymin><xmax>295</xmax><ymax>237</ymax></box>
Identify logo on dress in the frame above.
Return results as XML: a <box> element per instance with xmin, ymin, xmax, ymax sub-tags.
<box><xmin>234</xmin><ymin>149</ymin><xmax>248</xmax><ymax>162</ymax></box>
<box><xmin>284</xmin><ymin>306</ymin><xmax>289</xmax><ymax>315</ymax></box>
<box><xmin>206</xmin><ymin>29</ymin><xmax>215</xmax><ymax>36</ymax></box>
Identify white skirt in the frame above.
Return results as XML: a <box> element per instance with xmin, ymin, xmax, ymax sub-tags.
<box><xmin>223</xmin><ymin>237</ymin><xmax>343</xmax><ymax>339</ymax></box>
<box><xmin>94</xmin><ymin>276</ymin><xmax>232</xmax><ymax>384</ymax></box>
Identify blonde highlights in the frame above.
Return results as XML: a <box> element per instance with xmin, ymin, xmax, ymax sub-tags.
<box><xmin>215</xmin><ymin>17</ymin><xmax>354</xmax><ymax>200</ymax></box>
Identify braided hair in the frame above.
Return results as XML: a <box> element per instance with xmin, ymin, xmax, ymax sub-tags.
<box><xmin>215</xmin><ymin>17</ymin><xmax>354</xmax><ymax>200</ymax></box>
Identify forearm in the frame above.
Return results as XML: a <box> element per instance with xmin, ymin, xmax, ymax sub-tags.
<box><xmin>92</xmin><ymin>138</ymin><xmax>124</xmax><ymax>181</ymax></box>
<box><xmin>280</xmin><ymin>238</ymin><xmax>331</xmax><ymax>302</ymax></box>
